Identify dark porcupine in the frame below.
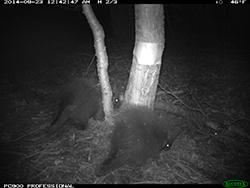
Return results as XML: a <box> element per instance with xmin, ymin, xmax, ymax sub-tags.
<box><xmin>95</xmin><ymin>105</ymin><xmax>182</xmax><ymax>177</ymax></box>
<box><xmin>49</xmin><ymin>77</ymin><xmax>120</xmax><ymax>133</ymax></box>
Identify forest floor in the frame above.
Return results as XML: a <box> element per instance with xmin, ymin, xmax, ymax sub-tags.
<box><xmin>1</xmin><ymin>36</ymin><xmax>249</xmax><ymax>184</ymax></box>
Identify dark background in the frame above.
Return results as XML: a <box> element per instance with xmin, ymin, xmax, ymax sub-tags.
<box><xmin>1</xmin><ymin>5</ymin><xmax>249</xmax><ymax>72</ymax></box>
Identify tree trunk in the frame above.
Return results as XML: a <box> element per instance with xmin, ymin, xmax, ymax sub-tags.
<box><xmin>82</xmin><ymin>5</ymin><xmax>113</xmax><ymax>120</ymax></box>
<box><xmin>125</xmin><ymin>4</ymin><xmax>165</xmax><ymax>109</ymax></box>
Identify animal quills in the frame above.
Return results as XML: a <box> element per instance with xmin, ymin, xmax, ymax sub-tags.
<box><xmin>95</xmin><ymin>105</ymin><xmax>182</xmax><ymax>176</ymax></box>
<box><xmin>49</xmin><ymin>77</ymin><xmax>121</xmax><ymax>133</ymax></box>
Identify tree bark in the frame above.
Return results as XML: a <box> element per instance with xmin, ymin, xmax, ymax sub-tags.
<box><xmin>125</xmin><ymin>4</ymin><xmax>165</xmax><ymax>109</ymax></box>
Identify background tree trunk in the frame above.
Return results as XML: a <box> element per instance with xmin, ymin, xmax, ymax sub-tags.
<box><xmin>82</xmin><ymin>5</ymin><xmax>113</xmax><ymax>120</ymax></box>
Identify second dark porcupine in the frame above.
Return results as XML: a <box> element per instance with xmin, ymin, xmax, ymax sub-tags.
<box><xmin>49</xmin><ymin>77</ymin><xmax>120</xmax><ymax>133</ymax></box>
<box><xmin>95</xmin><ymin>105</ymin><xmax>182</xmax><ymax>177</ymax></box>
